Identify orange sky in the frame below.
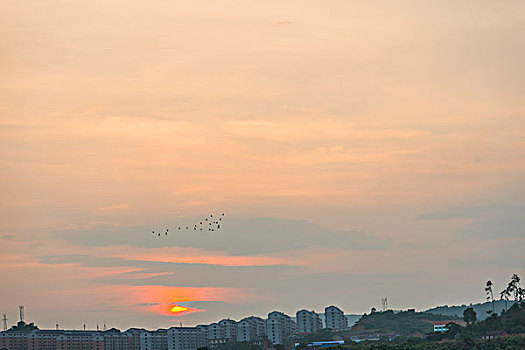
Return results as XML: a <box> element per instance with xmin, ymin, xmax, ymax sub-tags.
<box><xmin>1</xmin><ymin>0</ymin><xmax>524</xmax><ymax>330</ymax></box>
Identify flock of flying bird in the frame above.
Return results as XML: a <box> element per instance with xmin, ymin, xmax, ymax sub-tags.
<box><xmin>152</xmin><ymin>213</ymin><xmax>225</xmax><ymax>237</ymax></box>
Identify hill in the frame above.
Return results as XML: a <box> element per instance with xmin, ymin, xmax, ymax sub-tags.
<box><xmin>345</xmin><ymin>315</ymin><xmax>362</xmax><ymax>328</ymax></box>
<box><xmin>350</xmin><ymin>310</ymin><xmax>463</xmax><ymax>337</ymax></box>
<box><xmin>469</xmin><ymin>302</ymin><xmax>525</xmax><ymax>335</ymax></box>
<box><xmin>425</xmin><ymin>299</ymin><xmax>510</xmax><ymax>321</ymax></box>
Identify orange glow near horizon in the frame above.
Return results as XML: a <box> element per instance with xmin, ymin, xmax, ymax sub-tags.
<box><xmin>119</xmin><ymin>285</ymin><xmax>250</xmax><ymax>317</ymax></box>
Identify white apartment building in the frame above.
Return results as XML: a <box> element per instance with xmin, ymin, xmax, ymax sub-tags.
<box><xmin>104</xmin><ymin>331</ymin><xmax>133</xmax><ymax>350</ymax></box>
<box><xmin>266</xmin><ymin>311</ymin><xmax>296</xmax><ymax>345</ymax></box>
<box><xmin>140</xmin><ymin>329</ymin><xmax>168</xmax><ymax>350</ymax></box>
<box><xmin>207</xmin><ymin>319</ymin><xmax>237</xmax><ymax>349</ymax></box>
<box><xmin>219</xmin><ymin>319</ymin><xmax>237</xmax><ymax>342</ymax></box>
<box><xmin>124</xmin><ymin>328</ymin><xmax>147</xmax><ymax>350</ymax></box>
<box><xmin>324</xmin><ymin>306</ymin><xmax>348</xmax><ymax>330</ymax></box>
<box><xmin>296</xmin><ymin>310</ymin><xmax>323</xmax><ymax>334</ymax></box>
<box><xmin>236</xmin><ymin>317</ymin><xmax>266</xmax><ymax>342</ymax></box>
<box><xmin>168</xmin><ymin>327</ymin><xmax>207</xmax><ymax>350</ymax></box>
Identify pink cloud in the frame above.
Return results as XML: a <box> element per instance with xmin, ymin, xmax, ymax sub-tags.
<box><xmin>96</xmin><ymin>204</ymin><xmax>131</xmax><ymax>212</ymax></box>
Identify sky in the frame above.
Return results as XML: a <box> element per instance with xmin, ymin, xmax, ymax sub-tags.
<box><xmin>1</xmin><ymin>0</ymin><xmax>524</xmax><ymax>331</ymax></box>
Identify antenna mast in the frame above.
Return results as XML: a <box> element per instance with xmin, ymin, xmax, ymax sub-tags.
<box><xmin>19</xmin><ymin>306</ymin><xmax>24</xmax><ymax>322</ymax></box>
<box><xmin>381</xmin><ymin>298</ymin><xmax>388</xmax><ymax>311</ymax></box>
<box><xmin>2</xmin><ymin>314</ymin><xmax>7</xmax><ymax>331</ymax></box>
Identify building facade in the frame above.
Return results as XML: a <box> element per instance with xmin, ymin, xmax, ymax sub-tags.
<box><xmin>167</xmin><ymin>327</ymin><xmax>207</xmax><ymax>350</ymax></box>
<box><xmin>218</xmin><ymin>319</ymin><xmax>237</xmax><ymax>343</ymax></box>
<box><xmin>296</xmin><ymin>310</ymin><xmax>323</xmax><ymax>334</ymax></box>
<box><xmin>0</xmin><ymin>326</ymin><xmax>140</xmax><ymax>350</ymax></box>
<box><xmin>266</xmin><ymin>311</ymin><xmax>296</xmax><ymax>345</ymax></box>
<box><xmin>324</xmin><ymin>306</ymin><xmax>347</xmax><ymax>331</ymax></box>
<box><xmin>236</xmin><ymin>317</ymin><xmax>266</xmax><ymax>342</ymax></box>
<box><xmin>56</xmin><ymin>331</ymin><xmax>104</xmax><ymax>350</ymax></box>
<box><xmin>139</xmin><ymin>329</ymin><xmax>168</xmax><ymax>350</ymax></box>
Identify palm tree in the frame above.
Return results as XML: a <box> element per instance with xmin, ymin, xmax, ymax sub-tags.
<box><xmin>518</xmin><ymin>287</ymin><xmax>525</xmax><ymax>303</ymax></box>
<box><xmin>485</xmin><ymin>280</ymin><xmax>495</xmax><ymax>314</ymax></box>
<box><xmin>508</xmin><ymin>274</ymin><xmax>521</xmax><ymax>304</ymax></box>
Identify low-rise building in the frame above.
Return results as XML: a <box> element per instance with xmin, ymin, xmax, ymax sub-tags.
<box><xmin>433</xmin><ymin>323</ymin><xmax>449</xmax><ymax>333</ymax></box>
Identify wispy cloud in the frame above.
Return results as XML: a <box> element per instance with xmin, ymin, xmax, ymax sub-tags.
<box><xmin>96</xmin><ymin>204</ymin><xmax>131</xmax><ymax>212</ymax></box>
<box><xmin>50</xmin><ymin>217</ymin><xmax>391</xmax><ymax>255</ymax></box>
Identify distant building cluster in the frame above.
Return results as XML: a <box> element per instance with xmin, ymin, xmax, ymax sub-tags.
<box><xmin>0</xmin><ymin>306</ymin><xmax>350</xmax><ymax>350</ymax></box>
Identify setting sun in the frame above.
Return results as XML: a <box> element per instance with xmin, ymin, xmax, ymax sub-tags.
<box><xmin>171</xmin><ymin>305</ymin><xmax>190</xmax><ymax>314</ymax></box>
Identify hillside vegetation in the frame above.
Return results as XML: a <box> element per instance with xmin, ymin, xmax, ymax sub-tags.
<box><xmin>351</xmin><ymin>310</ymin><xmax>462</xmax><ymax>337</ymax></box>
<box><xmin>425</xmin><ymin>299</ymin><xmax>508</xmax><ymax>321</ymax></box>
<box><xmin>338</xmin><ymin>335</ymin><xmax>525</xmax><ymax>350</ymax></box>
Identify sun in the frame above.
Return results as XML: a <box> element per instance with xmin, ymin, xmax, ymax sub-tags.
<box><xmin>170</xmin><ymin>304</ymin><xmax>190</xmax><ymax>314</ymax></box>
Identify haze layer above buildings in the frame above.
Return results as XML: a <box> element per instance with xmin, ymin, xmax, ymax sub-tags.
<box><xmin>1</xmin><ymin>0</ymin><xmax>524</xmax><ymax>331</ymax></box>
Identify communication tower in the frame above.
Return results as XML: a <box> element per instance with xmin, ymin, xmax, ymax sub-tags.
<box><xmin>19</xmin><ymin>306</ymin><xmax>24</xmax><ymax>322</ymax></box>
<box><xmin>381</xmin><ymin>297</ymin><xmax>388</xmax><ymax>311</ymax></box>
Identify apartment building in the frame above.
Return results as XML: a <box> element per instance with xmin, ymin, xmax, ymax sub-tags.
<box><xmin>324</xmin><ymin>306</ymin><xmax>348</xmax><ymax>330</ymax></box>
<box><xmin>167</xmin><ymin>327</ymin><xmax>207</xmax><ymax>350</ymax></box>
<box><xmin>296</xmin><ymin>310</ymin><xmax>323</xmax><ymax>334</ymax></box>
<box><xmin>140</xmin><ymin>329</ymin><xmax>168</xmax><ymax>350</ymax></box>
<box><xmin>218</xmin><ymin>319</ymin><xmax>237</xmax><ymax>343</ymax></box>
<box><xmin>266</xmin><ymin>311</ymin><xmax>296</xmax><ymax>345</ymax></box>
<box><xmin>236</xmin><ymin>317</ymin><xmax>266</xmax><ymax>342</ymax></box>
